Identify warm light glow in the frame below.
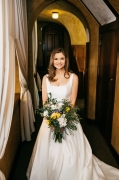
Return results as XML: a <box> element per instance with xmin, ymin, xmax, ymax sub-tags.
<box><xmin>52</xmin><ymin>12</ymin><xmax>59</xmax><ymax>19</ymax></box>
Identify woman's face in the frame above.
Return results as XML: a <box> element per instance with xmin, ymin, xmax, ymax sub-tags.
<box><xmin>53</xmin><ymin>52</ymin><xmax>65</xmax><ymax>70</ymax></box>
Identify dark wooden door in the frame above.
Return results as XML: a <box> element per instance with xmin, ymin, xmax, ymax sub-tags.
<box><xmin>43</xmin><ymin>23</ymin><xmax>64</xmax><ymax>69</ymax></box>
<box><xmin>96</xmin><ymin>30</ymin><xmax>118</xmax><ymax>143</ymax></box>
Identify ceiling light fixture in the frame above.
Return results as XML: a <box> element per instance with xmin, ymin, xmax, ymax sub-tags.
<box><xmin>52</xmin><ymin>12</ymin><xmax>59</xmax><ymax>19</ymax></box>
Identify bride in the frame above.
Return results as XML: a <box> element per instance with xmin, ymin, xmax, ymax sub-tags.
<box><xmin>27</xmin><ymin>48</ymin><xmax>119</xmax><ymax>180</ymax></box>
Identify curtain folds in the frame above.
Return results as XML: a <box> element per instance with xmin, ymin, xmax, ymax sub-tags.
<box><xmin>14</xmin><ymin>0</ymin><xmax>35</xmax><ymax>141</ymax></box>
<box><xmin>32</xmin><ymin>21</ymin><xmax>40</xmax><ymax>109</ymax></box>
<box><xmin>0</xmin><ymin>0</ymin><xmax>35</xmax><ymax>178</ymax></box>
<box><xmin>0</xmin><ymin>0</ymin><xmax>15</xmax><ymax>178</ymax></box>
<box><xmin>0</xmin><ymin>0</ymin><xmax>15</xmax><ymax>160</ymax></box>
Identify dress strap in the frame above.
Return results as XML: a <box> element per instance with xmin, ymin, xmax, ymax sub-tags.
<box><xmin>69</xmin><ymin>73</ymin><xmax>74</xmax><ymax>87</ymax></box>
<box><xmin>45</xmin><ymin>75</ymin><xmax>50</xmax><ymax>91</ymax></box>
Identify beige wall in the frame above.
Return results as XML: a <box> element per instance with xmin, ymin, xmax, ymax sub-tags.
<box><xmin>58</xmin><ymin>12</ymin><xmax>86</xmax><ymax>45</ymax></box>
<box><xmin>72</xmin><ymin>0</ymin><xmax>99</xmax><ymax>120</ymax></box>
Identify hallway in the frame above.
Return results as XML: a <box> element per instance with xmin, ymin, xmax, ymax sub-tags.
<box><xmin>9</xmin><ymin>99</ymin><xmax>119</xmax><ymax>180</ymax></box>
<box><xmin>1</xmin><ymin>1</ymin><xmax>119</xmax><ymax>179</ymax></box>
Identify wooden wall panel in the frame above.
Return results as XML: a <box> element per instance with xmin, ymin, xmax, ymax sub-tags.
<box><xmin>96</xmin><ymin>30</ymin><xmax>118</xmax><ymax>143</ymax></box>
<box><xmin>72</xmin><ymin>45</ymin><xmax>86</xmax><ymax>72</ymax></box>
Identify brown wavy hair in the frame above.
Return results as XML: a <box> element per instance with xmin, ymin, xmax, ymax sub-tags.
<box><xmin>48</xmin><ymin>48</ymin><xmax>71</xmax><ymax>81</ymax></box>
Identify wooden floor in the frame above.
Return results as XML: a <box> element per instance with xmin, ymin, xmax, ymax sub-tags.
<box><xmin>9</xmin><ymin>99</ymin><xmax>119</xmax><ymax>180</ymax></box>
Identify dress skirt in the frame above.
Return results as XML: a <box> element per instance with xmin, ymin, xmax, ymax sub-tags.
<box><xmin>26</xmin><ymin>120</ymin><xmax>119</xmax><ymax>180</ymax></box>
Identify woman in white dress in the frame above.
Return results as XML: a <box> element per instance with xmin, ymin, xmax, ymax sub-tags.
<box><xmin>27</xmin><ymin>48</ymin><xmax>119</xmax><ymax>180</ymax></box>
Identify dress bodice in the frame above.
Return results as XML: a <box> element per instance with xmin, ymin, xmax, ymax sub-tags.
<box><xmin>46</xmin><ymin>74</ymin><xmax>74</xmax><ymax>101</ymax></box>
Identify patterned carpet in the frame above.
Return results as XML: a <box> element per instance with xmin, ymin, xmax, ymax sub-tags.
<box><xmin>9</xmin><ymin>99</ymin><xmax>119</xmax><ymax>180</ymax></box>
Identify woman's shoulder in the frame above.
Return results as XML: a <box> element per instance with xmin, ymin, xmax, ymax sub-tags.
<box><xmin>42</xmin><ymin>74</ymin><xmax>49</xmax><ymax>83</ymax></box>
<box><xmin>43</xmin><ymin>74</ymin><xmax>49</xmax><ymax>79</ymax></box>
<box><xmin>69</xmin><ymin>72</ymin><xmax>78</xmax><ymax>78</ymax></box>
<box><xmin>70</xmin><ymin>73</ymin><xmax>78</xmax><ymax>84</ymax></box>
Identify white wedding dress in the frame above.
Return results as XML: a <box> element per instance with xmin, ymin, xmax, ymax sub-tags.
<box><xmin>27</xmin><ymin>74</ymin><xmax>119</xmax><ymax>180</ymax></box>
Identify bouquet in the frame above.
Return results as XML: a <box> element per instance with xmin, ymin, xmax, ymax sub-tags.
<box><xmin>36</xmin><ymin>93</ymin><xmax>81</xmax><ymax>143</ymax></box>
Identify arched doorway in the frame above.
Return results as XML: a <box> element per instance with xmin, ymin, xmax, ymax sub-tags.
<box><xmin>27</xmin><ymin>0</ymin><xmax>99</xmax><ymax>120</ymax></box>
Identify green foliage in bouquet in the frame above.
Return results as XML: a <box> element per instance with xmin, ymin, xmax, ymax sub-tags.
<box><xmin>35</xmin><ymin>93</ymin><xmax>81</xmax><ymax>143</ymax></box>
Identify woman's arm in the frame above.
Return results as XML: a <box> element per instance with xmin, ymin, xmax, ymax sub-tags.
<box><xmin>70</xmin><ymin>74</ymin><xmax>79</xmax><ymax>107</ymax></box>
<box><xmin>42</xmin><ymin>75</ymin><xmax>48</xmax><ymax>105</ymax></box>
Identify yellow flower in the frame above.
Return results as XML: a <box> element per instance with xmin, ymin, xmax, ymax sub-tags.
<box><xmin>65</xmin><ymin>107</ymin><xmax>70</xmax><ymax>112</ymax></box>
<box><xmin>46</xmin><ymin>120</ymin><xmax>50</xmax><ymax>125</ymax></box>
<box><xmin>51</xmin><ymin>112</ymin><xmax>61</xmax><ymax>119</ymax></box>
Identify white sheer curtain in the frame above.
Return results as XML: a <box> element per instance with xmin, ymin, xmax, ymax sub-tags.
<box><xmin>14</xmin><ymin>0</ymin><xmax>35</xmax><ymax>141</ymax></box>
<box><xmin>32</xmin><ymin>21</ymin><xmax>40</xmax><ymax>109</ymax></box>
<box><xmin>0</xmin><ymin>0</ymin><xmax>15</xmax><ymax>179</ymax></box>
<box><xmin>0</xmin><ymin>0</ymin><xmax>15</xmax><ymax>158</ymax></box>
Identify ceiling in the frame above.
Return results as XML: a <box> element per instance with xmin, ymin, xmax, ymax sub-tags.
<box><xmin>81</xmin><ymin>0</ymin><xmax>116</xmax><ymax>25</ymax></box>
<box><xmin>36</xmin><ymin>0</ymin><xmax>119</xmax><ymax>44</ymax></box>
<box><xmin>37</xmin><ymin>0</ymin><xmax>119</xmax><ymax>26</ymax></box>
<box><xmin>37</xmin><ymin>1</ymin><xmax>88</xmax><ymax>29</ymax></box>
<box><xmin>37</xmin><ymin>1</ymin><xmax>88</xmax><ymax>44</ymax></box>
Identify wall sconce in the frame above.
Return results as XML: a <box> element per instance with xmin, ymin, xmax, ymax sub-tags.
<box><xmin>52</xmin><ymin>12</ymin><xmax>59</xmax><ymax>19</ymax></box>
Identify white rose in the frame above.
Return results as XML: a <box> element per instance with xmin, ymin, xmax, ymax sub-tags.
<box><xmin>51</xmin><ymin>104</ymin><xmax>58</xmax><ymax>110</ymax></box>
<box><xmin>57</xmin><ymin>102</ymin><xmax>63</xmax><ymax>109</ymax></box>
<box><xmin>43</xmin><ymin>110</ymin><xmax>48</xmax><ymax>117</ymax></box>
<box><xmin>58</xmin><ymin>117</ymin><xmax>67</xmax><ymax>128</ymax></box>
